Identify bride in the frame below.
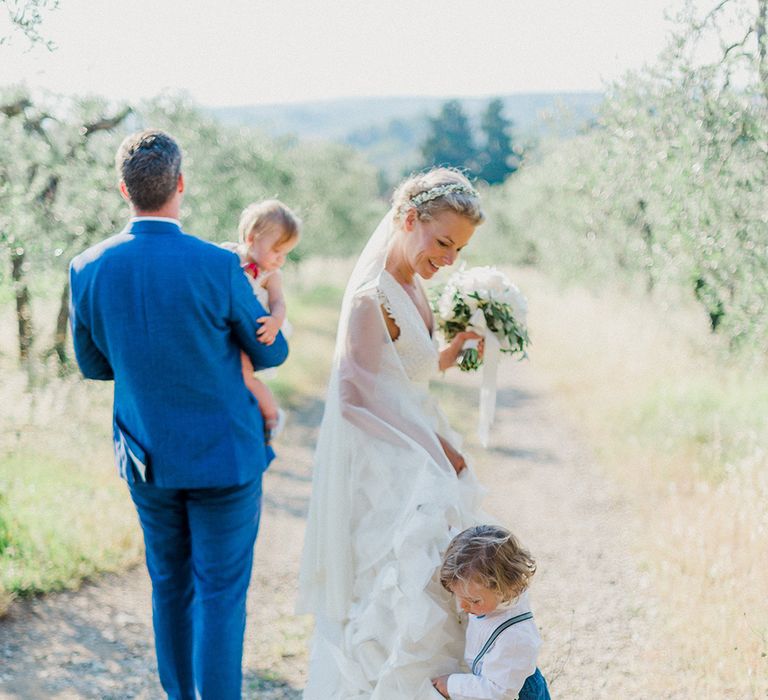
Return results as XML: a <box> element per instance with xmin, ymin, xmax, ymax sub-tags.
<box><xmin>298</xmin><ymin>168</ymin><xmax>487</xmax><ymax>699</ymax></box>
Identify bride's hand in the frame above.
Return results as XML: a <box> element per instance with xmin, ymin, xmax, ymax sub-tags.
<box><xmin>437</xmin><ymin>434</ymin><xmax>467</xmax><ymax>476</ymax></box>
<box><xmin>438</xmin><ymin>330</ymin><xmax>484</xmax><ymax>371</ymax></box>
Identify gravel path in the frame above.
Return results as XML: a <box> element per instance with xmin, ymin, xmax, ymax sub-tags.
<box><xmin>0</xmin><ymin>363</ymin><xmax>655</xmax><ymax>699</ymax></box>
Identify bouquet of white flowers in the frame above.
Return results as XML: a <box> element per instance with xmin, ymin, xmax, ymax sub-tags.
<box><xmin>432</xmin><ymin>266</ymin><xmax>530</xmax><ymax>447</ymax></box>
<box><xmin>432</xmin><ymin>265</ymin><xmax>530</xmax><ymax>372</ymax></box>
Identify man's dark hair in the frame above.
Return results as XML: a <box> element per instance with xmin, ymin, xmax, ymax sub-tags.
<box><xmin>115</xmin><ymin>130</ymin><xmax>182</xmax><ymax>211</ymax></box>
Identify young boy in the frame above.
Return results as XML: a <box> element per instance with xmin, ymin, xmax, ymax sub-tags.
<box><xmin>432</xmin><ymin>525</ymin><xmax>551</xmax><ymax>700</ymax></box>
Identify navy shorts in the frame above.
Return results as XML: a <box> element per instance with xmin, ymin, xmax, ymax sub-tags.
<box><xmin>518</xmin><ymin>667</ymin><xmax>551</xmax><ymax>700</ymax></box>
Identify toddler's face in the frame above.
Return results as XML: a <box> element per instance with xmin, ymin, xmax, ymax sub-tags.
<box><xmin>247</xmin><ymin>227</ymin><xmax>297</xmax><ymax>272</ymax></box>
<box><xmin>450</xmin><ymin>579</ymin><xmax>500</xmax><ymax>616</ymax></box>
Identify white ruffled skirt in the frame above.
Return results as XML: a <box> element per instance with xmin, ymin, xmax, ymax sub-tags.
<box><xmin>302</xmin><ymin>403</ymin><xmax>485</xmax><ymax>699</ymax></box>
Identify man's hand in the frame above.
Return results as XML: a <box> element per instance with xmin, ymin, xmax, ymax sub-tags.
<box><xmin>256</xmin><ymin>315</ymin><xmax>281</xmax><ymax>345</ymax></box>
<box><xmin>432</xmin><ymin>674</ymin><xmax>450</xmax><ymax>698</ymax></box>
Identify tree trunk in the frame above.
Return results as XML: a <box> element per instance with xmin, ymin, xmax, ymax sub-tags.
<box><xmin>758</xmin><ymin>0</ymin><xmax>768</xmax><ymax>103</ymax></box>
<box><xmin>10</xmin><ymin>247</ymin><xmax>34</xmax><ymax>364</ymax></box>
<box><xmin>53</xmin><ymin>279</ymin><xmax>70</xmax><ymax>370</ymax></box>
<box><xmin>638</xmin><ymin>199</ymin><xmax>655</xmax><ymax>293</ymax></box>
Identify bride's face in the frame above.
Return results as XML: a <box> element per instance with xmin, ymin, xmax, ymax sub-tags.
<box><xmin>402</xmin><ymin>208</ymin><xmax>476</xmax><ymax>279</ymax></box>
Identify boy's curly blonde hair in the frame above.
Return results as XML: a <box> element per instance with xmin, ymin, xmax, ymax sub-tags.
<box><xmin>440</xmin><ymin>525</ymin><xmax>537</xmax><ymax>603</ymax></box>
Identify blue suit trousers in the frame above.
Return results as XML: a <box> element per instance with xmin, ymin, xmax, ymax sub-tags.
<box><xmin>129</xmin><ymin>478</ymin><xmax>262</xmax><ymax>700</ymax></box>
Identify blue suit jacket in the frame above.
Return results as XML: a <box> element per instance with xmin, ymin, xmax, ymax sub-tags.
<box><xmin>69</xmin><ymin>218</ymin><xmax>289</xmax><ymax>488</ymax></box>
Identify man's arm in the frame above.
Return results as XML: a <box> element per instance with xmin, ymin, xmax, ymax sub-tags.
<box><xmin>69</xmin><ymin>265</ymin><xmax>114</xmax><ymax>381</ymax></box>
<box><xmin>229</xmin><ymin>258</ymin><xmax>289</xmax><ymax>370</ymax></box>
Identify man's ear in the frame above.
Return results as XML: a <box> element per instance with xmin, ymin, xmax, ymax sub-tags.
<box><xmin>178</xmin><ymin>173</ymin><xmax>185</xmax><ymax>193</ymax></box>
<box><xmin>119</xmin><ymin>180</ymin><xmax>131</xmax><ymax>202</ymax></box>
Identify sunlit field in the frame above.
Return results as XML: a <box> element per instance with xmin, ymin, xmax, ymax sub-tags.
<box><xmin>0</xmin><ymin>260</ymin><xmax>350</xmax><ymax>613</ymax></box>
<box><xmin>516</xmin><ymin>268</ymin><xmax>768</xmax><ymax>697</ymax></box>
<box><xmin>1</xmin><ymin>256</ymin><xmax>766</xmax><ymax>695</ymax></box>
<box><xmin>0</xmin><ymin>298</ymin><xmax>141</xmax><ymax>614</ymax></box>
<box><xmin>2</xmin><ymin>1</ymin><xmax>767</xmax><ymax>697</ymax></box>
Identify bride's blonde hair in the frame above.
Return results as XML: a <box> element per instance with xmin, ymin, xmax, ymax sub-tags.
<box><xmin>392</xmin><ymin>168</ymin><xmax>485</xmax><ymax>227</ymax></box>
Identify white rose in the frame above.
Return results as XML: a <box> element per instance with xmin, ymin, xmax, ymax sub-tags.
<box><xmin>468</xmin><ymin>266</ymin><xmax>493</xmax><ymax>289</ymax></box>
<box><xmin>508</xmin><ymin>288</ymin><xmax>528</xmax><ymax>324</ymax></box>
<box><xmin>489</xmin><ymin>269</ymin><xmax>513</xmax><ymax>297</ymax></box>
<box><xmin>456</xmin><ymin>272</ymin><xmax>476</xmax><ymax>296</ymax></box>
<box><xmin>438</xmin><ymin>292</ymin><xmax>455</xmax><ymax>320</ymax></box>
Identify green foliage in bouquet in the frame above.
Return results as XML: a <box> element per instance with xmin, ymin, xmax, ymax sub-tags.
<box><xmin>432</xmin><ymin>285</ymin><xmax>530</xmax><ymax>372</ymax></box>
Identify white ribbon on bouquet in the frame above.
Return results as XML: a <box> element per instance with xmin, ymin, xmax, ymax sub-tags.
<box><xmin>465</xmin><ymin>308</ymin><xmax>502</xmax><ymax>448</ymax></box>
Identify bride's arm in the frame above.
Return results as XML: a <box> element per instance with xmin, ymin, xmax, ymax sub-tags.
<box><xmin>341</xmin><ymin>293</ymin><xmax>472</xmax><ymax>477</ymax></box>
<box><xmin>436</xmin><ymin>434</ymin><xmax>467</xmax><ymax>475</ymax></box>
<box><xmin>339</xmin><ymin>293</ymin><xmax>456</xmax><ymax>471</ymax></box>
<box><xmin>438</xmin><ymin>331</ymin><xmax>484</xmax><ymax>371</ymax></box>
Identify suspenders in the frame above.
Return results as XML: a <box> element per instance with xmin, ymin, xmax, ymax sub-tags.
<box><xmin>471</xmin><ymin>612</ymin><xmax>534</xmax><ymax>675</ymax></box>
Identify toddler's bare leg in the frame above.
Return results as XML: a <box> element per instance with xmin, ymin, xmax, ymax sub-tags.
<box><xmin>249</xmin><ymin>379</ymin><xmax>279</xmax><ymax>423</ymax></box>
<box><xmin>241</xmin><ymin>351</ymin><xmax>279</xmax><ymax>422</ymax></box>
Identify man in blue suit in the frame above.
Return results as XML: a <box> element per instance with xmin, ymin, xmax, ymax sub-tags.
<box><xmin>69</xmin><ymin>130</ymin><xmax>288</xmax><ymax>699</ymax></box>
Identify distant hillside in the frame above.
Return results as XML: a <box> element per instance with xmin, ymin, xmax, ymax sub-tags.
<box><xmin>210</xmin><ymin>92</ymin><xmax>603</xmax><ymax>179</ymax></box>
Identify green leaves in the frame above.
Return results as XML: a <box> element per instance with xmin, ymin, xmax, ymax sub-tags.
<box><xmin>476</xmin><ymin>0</ymin><xmax>768</xmax><ymax>356</ymax></box>
<box><xmin>432</xmin><ymin>282</ymin><xmax>530</xmax><ymax>372</ymax></box>
<box><xmin>457</xmin><ymin>347</ymin><xmax>481</xmax><ymax>372</ymax></box>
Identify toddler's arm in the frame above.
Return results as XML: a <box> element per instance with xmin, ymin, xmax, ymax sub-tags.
<box><xmin>229</xmin><ymin>257</ymin><xmax>288</xmax><ymax>369</ymax></box>
<box><xmin>257</xmin><ymin>271</ymin><xmax>286</xmax><ymax>345</ymax></box>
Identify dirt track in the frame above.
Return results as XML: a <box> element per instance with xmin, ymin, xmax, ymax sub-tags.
<box><xmin>0</xmin><ymin>362</ymin><xmax>655</xmax><ymax>699</ymax></box>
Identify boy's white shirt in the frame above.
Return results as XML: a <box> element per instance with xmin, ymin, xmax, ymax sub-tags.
<box><xmin>446</xmin><ymin>591</ymin><xmax>541</xmax><ymax>700</ymax></box>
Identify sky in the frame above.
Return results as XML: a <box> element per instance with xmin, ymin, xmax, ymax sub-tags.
<box><xmin>1</xmin><ymin>0</ymin><xmax>685</xmax><ymax>107</ymax></box>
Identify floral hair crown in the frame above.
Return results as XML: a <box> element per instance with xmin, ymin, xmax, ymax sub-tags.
<box><xmin>409</xmin><ymin>183</ymin><xmax>478</xmax><ymax>208</ymax></box>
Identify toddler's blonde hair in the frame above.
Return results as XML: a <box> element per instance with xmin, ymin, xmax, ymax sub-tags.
<box><xmin>238</xmin><ymin>199</ymin><xmax>301</xmax><ymax>247</ymax></box>
<box><xmin>392</xmin><ymin>167</ymin><xmax>484</xmax><ymax>226</ymax></box>
<box><xmin>440</xmin><ymin>525</ymin><xmax>537</xmax><ymax>603</ymax></box>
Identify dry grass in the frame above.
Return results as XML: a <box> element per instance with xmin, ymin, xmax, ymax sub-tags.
<box><xmin>272</xmin><ymin>259</ymin><xmax>351</xmax><ymax>406</ymax></box>
<box><xmin>0</xmin><ymin>259</ymin><xmax>348</xmax><ymax>608</ymax></box>
<box><xmin>513</xmin><ymin>267</ymin><xmax>768</xmax><ymax>697</ymax></box>
<box><xmin>3</xmin><ymin>261</ymin><xmax>767</xmax><ymax>697</ymax></box>
<box><xmin>0</xmin><ymin>301</ymin><xmax>143</xmax><ymax>607</ymax></box>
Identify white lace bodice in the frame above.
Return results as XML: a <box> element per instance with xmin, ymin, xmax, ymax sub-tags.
<box><xmin>377</xmin><ymin>270</ymin><xmax>439</xmax><ymax>383</ymax></box>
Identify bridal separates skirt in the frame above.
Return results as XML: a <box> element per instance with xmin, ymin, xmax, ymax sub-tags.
<box><xmin>302</xmin><ymin>430</ymin><xmax>485</xmax><ymax>700</ymax></box>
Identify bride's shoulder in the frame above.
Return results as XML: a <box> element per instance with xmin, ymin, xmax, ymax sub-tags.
<box><xmin>354</xmin><ymin>271</ymin><xmax>398</xmax><ymax>307</ymax></box>
<box><xmin>356</xmin><ymin>274</ymin><xmax>383</xmax><ymax>297</ymax></box>
<box><xmin>374</xmin><ymin>270</ymin><xmax>407</xmax><ymax>316</ymax></box>
<box><xmin>376</xmin><ymin>269</ymin><xmax>407</xmax><ymax>301</ymax></box>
